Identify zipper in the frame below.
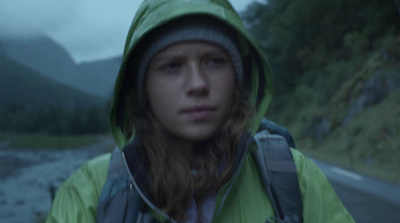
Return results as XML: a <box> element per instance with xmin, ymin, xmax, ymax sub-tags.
<box><xmin>212</xmin><ymin>135</ymin><xmax>254</xmax><ymax>222</ymax></box>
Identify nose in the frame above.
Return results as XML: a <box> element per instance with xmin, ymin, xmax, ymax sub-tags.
<box><xmin>185</xmin><ymin>65</ymin><xmax>209</xmax><ymax>97</ymax></box>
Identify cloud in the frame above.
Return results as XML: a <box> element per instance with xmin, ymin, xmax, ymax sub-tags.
<box><xmin>51</xmin><ymin>0</ymin><xmax>138</xmax><ymax>62</ymax></box>
<box><xmin>0</xmin><ymin>0</ymin><xmax>260</xmax><ymax>62</ymax></box>
<box><xmin>0</xmin><ymin>0</ymin><xmax>138</xmax><ymax>62</ymax></box>
<box><xmin>0</xmin><ymin>0</ymin><xmax>81</xmax><ymax>37</ymax></box>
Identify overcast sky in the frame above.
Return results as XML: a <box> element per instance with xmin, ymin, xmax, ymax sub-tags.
<box><xmin>0</xmin><ymin>0</ymin><xmax>263</xmax><ymax>63</ymax></box>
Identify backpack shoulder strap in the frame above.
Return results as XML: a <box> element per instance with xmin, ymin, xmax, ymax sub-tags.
<box><xmin>252</xmin><ymin>130</ymin><xmax>303</xmax><ymax>223</ymax></box>
<box><xmin>260</xmin><ymin>118</ymin><xmax>296</xmax><ymax>148</ymax></box>
<box><xmin>97</xmin><ymin>147</ymin><xmax>142</xmax><ymax>223</ymax></box>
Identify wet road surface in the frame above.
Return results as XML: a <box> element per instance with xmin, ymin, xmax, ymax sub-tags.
<box><xmin>313</xmin><ymin>159</ymin><xmax>400</xmax><ymax>222</ymax></box>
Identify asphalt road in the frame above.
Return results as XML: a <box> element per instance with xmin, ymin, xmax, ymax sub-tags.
<box><xmin>312</xmin><ymin>159</ymin><xmax>400</xmax><ymax>222</ymax></box>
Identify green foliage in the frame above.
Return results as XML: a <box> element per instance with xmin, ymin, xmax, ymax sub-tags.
<box><xmin>0</xmin><ymin>54</ymin><xmax>112</xmax><ymax>135</ymax></box>
<box><xmin>0</xmin><ymin>133</ymin><xmax>103</xmax><ymax>149</ymax></box>
<box><xmin>243</xmin><ymin>0</ymin><xmax>399</xmax><ymax>129</ymax></box>
<box><xmin>375</xmin><ymin>35</ymin><xmax>400</xmax><ymax>63</ymax></box>
<box><xmin>343</xmin><ymin>31</ymin><xmax>369</xmax><ymax>56</ymax></box>
<box><xmin>243</xmin><ymin>0</ymin><xmax>398</xmax><ymax>99</ymax></box>
<box><xmin>320</xmin><ymin>92</ymin><xmax>400</xmax><ymax>184</ymax></box>
<box><xmin>0</xmin><ymin>104</ymin><xmax>110</xmax><ymax>135</ymax></box>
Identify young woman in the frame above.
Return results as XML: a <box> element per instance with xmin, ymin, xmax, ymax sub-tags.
<box><xmin>46</xmin><ymin>0</ymin><xmax>355</xmax><ymax>222</ymax></box>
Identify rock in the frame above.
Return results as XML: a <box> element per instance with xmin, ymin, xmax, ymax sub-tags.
<box><xmin>342</xmin><ymin>69</ymin><xmax>400</xmax><ymax>125</ymax></box>
<box><xmin>303</xmin><ymin>117</ymin><xmax>331</xmax><ymax>142</ymax></box>
<box><xmin>0</xmin><ymin>136</ymin><xmax>114</xmax><ymax>223</ymax></box>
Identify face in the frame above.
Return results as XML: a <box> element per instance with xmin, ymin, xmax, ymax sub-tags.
<box><xmin>145</xmin><ymin>41</ymin><xmax>236</xmax><ymax>148</ymax></box>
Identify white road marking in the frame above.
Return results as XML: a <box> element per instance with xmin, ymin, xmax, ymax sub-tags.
<box><xmin>331</xmin><ymin>167</ymin><xmax>363</xmax><ymax>181</ymax></box>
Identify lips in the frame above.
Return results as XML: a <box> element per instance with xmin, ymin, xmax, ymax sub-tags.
<box><xmin>181</xmin><ymin>105</ymin><xmax>216</xmax><ymax>120</ymax></box>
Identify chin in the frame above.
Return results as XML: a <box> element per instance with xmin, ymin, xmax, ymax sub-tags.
<box><xmin>182</xmin><ymin>129</ymin><xmax>219</xmax><ymax>142</ymax></box>
<box><xmin>187</xmin><ymin>134</ymin><xmax>215</xmax><ymax>142</ymax></box>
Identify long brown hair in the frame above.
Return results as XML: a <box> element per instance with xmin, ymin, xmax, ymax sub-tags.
<box><xmin>123</xmin><ymin>89</ymin><xmax>253</xmax><ymax>221</ymax></box>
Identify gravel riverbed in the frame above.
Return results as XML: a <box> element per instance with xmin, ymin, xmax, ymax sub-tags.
<box><xmin>0</xmin><ymin>137</ymin><xmax>115</xmax><ymax>223</ymax></box>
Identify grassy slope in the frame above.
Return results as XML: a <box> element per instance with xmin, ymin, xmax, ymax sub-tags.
<box><xmin>271</xmin><ymin>53</ymin><xmax>400</xmax><ymax>185</ymax></box>
<box><xmin>299</xmin><ymin>91</ymin><xmax>400</xmax><ymax>184</ymax></box>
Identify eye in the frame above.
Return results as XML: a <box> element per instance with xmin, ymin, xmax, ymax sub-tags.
<box><xmin>205</xmin><ymin>56</ymin><xmax>229</xmax><ymax>68</ymax></box>
<box><xmin>157</xmin><ymin>61</ymin><xmax>182</xmax><ymax>73</ymax></box>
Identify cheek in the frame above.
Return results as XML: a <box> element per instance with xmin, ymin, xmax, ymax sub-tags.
<box><xmin>217</xmin><ymin>72</ymin><xmax>235</xmax><ymax>102</ymax></box>
<box><xmin>225</xmin><ymin>84</ymin><xmax>236</xmax><ymax>111</ymax></box>
<box><xmin>145</xmin><ymin>78</ymin><xmax>178</xmax><ymax>119</ymax></box>
<box><xmin>146</xmin><ymin>81</ymin><xmax>165</xmax><ymax>110</ymax></box>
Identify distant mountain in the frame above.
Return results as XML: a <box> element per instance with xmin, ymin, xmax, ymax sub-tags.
<box><xmin>0</xmin><ymin>39</ymin><xmax>7</xmax><ymax>56</ymax></box>
<box><xmin>1</xmin><ymin>35</ymin><xmax>120</xmax><ymax>99</ymax></box>
<box><xmin>76</xmin><ymin>56</ymin><xmax>122</xmax><ymax>99</ymax></box>
<box><xmin>2</xmin><ymin>35</ymin><xmax>77</xmax><ymax>81</ymax></box>
<box><xmin>0</xmin><ymin>55</ymin><xmax>105</xmax><ymax>111</ymax></box>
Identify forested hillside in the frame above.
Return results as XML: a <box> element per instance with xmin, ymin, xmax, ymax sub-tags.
<box><xmin>242</xmin><ymin>0</ymin><xmax>400</xmax><ymax>184</ymax></box>
<box><xmin>0</xmin><ymin>56</ymin><xmax>110</xmax><ymax>135</ymax></box>
<box><xmin>0</xmin><ymin>56</ymin><xmax>105</xmax><ymax>110</ymax></box>
<box><xmin>0</xmin><ymin>34</ymin><xmax>119</xmax><ymax>135</ymax></box>
<box><xmin>2</xmin><ymin>35</ymin><xmax>120</xmax><ymax>99</ymax></box>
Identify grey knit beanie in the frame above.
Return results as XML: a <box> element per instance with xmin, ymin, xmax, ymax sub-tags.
<box><xmin>135</xmin><ymin>17</ymin><xmax>243</xmax><ymax>105</ymax></box>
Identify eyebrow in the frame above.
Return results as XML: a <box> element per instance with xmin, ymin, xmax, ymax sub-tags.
<box><xmin>157</xmin><ymin>48</ymin><xmax>227</xmax><ymax>59</ymax></box>
<box><xmin>150</xmin><ymin>54</ymin><xmax>185</xmax><ymax>65</ymax></box>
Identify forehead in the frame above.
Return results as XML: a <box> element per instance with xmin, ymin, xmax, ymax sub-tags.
<box><xmin>152</xmin><ymin>41</ymin><xmax>228</xmax><ymax>59</ymax></box>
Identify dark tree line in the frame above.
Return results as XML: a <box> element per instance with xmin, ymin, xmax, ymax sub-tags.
<box><xmin>0</xmin><ymin>103</ymin><xmax>110</xmax><ymax>135</ymax></box>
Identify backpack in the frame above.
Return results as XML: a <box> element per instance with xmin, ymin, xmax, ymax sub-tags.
<box><xmin>254</xmin><ymin>119</ymin><xmax>303</xmax><ymax>223</ymax></box>
<box><xmin>97</xmin><ymin>118</ymin><xmax>303</xmax><ymax>223</ymax></box>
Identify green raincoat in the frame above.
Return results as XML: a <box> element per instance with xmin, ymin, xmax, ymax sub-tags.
<box><xmin>46</xmin><ymin>0</ymin><xmax>355</xmax><ymax>222</ymax></box>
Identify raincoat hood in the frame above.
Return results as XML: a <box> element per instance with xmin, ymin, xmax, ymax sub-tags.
<box><xmin>110</xmin><ymin>0</ymin><xmax>273</xmax><ymax>148</ymax></box>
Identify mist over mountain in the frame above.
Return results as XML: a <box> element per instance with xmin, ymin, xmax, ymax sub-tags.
<box><xmin>76</xmin><ymin>56</ymin><xmax>122</xmax><ymax>99</ymax></box>
<box><xmin>3</xmin><ymin>35</ymin><xmax>76</xmax><ymax>79</ymax></box>
<box><xmin>1</xmin><ymin>34</ymin><xmax>121</xmax><ymax>99</ymax></box>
